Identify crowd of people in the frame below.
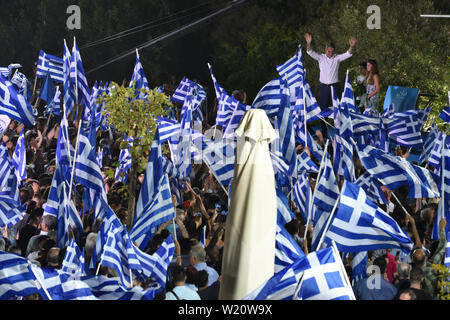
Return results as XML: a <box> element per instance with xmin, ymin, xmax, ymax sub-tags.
<box><xmin>0</xmin><ymin>31</ymin><xmax>447</xmax><ymax>301</ymax></box>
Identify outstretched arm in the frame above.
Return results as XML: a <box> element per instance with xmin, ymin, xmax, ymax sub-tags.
<box><xmin>304</xmin><ymin>33</ymin><xmax>320</xmax><ymax>61</ymax></box>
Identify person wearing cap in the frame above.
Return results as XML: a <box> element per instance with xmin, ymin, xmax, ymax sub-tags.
<box><xmin>304</xmin><ymin>33</ymin><xmax>356</xmax><ymax>139</ymax></box>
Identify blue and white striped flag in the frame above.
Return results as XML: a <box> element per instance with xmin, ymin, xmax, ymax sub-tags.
<box><xmin>252</xmin><ymin>77</ymin><xmax>286</xmax><ymax>118</ymax></box>
<box><xmin>297</xmin><ymin>151</ymin><xmax>319</xmax><ymax>173</ymax></box>
<box><xmin>71</xmin><ymin>39</ymin><xmax>91</xmax><ymax>109</ymax></box>
<box><xmin>61</xmin><ymin>238</ymin><xmax>86</xmax><ymax>279</ymax></box>
<box><xmin>114</xmin><ymin>136</ymin><xmax>133</xmax><ymax>183</ymax></box>
<box><xmin>10</xmin><ymin>70</ymin><xmax>31</xmax><ymax>102</ymax></box>
<box><xmin>293</xmin><ymin>245</ymin><xmax>355</xmax><ymax>300</ymax></box>
<box><xmin>82</xmin><ymin>275</ymin><xmax>156</xmax><ymax>300</ymax></box>
<box><xmin>276</xmin><ymin>45</ymin><xmax>304</xmax><ymax>91</ymax></box>
<box><xmin>36</xmin><ymin>50</ymin><xmax>64</xmax><ymax>83</ymax></box>
<box><xmin>207</xmin><ymin>63</ymin><xmax>228</xmax><ymax>100</ymax></box>
<box><xmin>0</xmin><ymin>142</ymin><xmax>14</xmax><ymax>190</ymax></box>
<box><xmin>156</xmin><ymin>116</ymin><xmax>180</xmax><ymax>144</ymax></box>
<box><xmin>97</xmin><ymin>221</ymin><xmax>142</xmax><ymax>289</ymax></box>
<box><xmin>276</xmin><ymin>188</ymin><xmax>295</xmax><ymax>226</ymax></box>
<box><xmin>335</xmin><ymin>102</ymin><xmax>355</xmax><ymax>182</ymax></box>
<box><xmin>293</xmin><ymin>171</ymin><xmax>312</xmax><ymax>222</ymax></box>
<box><xmin>161</xmin><ymin>154</ymin><xmax>184</xmax><ymax>180</ymax></box>
<box><xmin>275</xmin><ymin>221</ymin><xmax>305</xmax><ymax>273</ymax></box>
<box><xmin>428</xmin><ymin>131</ymin><xmax>444</xmax><ymax>172</ymax></box>
<box><xmin>323</xmin><ymin>181</ymin><xmax>414</xmax><ymax>253</ymax></box>
<box><xmin>311</xmin><ymin>151</ymin><xmax>340</xmax><ymax>252</ymax></box>
<box><xmin>132</xmin><ymin>235</ymin><xmax>175</xmax><ymax>290</ymax></box>
<box><xmin>340</xmin><ymin>70</ymin><xmax>358</xmax><ymax>113</ymax></box>
<box><xmin>354</xmin><ymin>171</ymin><xmax>387</xmax><ymax>205</ymax></box>
<box><xmin>171</xmin><ymin>77</ymin><xmax>205</xmax><ymax>106</ymax></box>
<box><xmin>129</xmin><ymin>49</ymin><xmax>149</xmax><ymax>100</ymax></box>
<box><xmin>11</xmin><ymin>128</ymin><xmax>26</xmax><ymax>182</ymax></box>
<box><xmin>45</xmin><ymin>86</ymin><xmax>61</xmax><ymax>116</ymax></box>
<box><xmin>130</xmin><ymin>129</ymin><xmax>175</xmax><ymax>251</ymax></box>
<box><xmin>63</xmin><ymin>40</ymin><xmax>76</xmax><ymax>118</ymax></box>
<box><xmin>222</xmin><ymin>99</ymin><xmax>251</xmax><ymax>138</ymax></box>
<box><xmin>387</xmin><ymin>111</ymin><xmax>423</xmax><ymax>147</ymax></box>
<box><xmin>191</xmin><ymin>133</ymin><xmax>235</xmax><ymax>189</ymax></box>
<box><xmin>0</xmin><ymin>74</ymin><xmax>36</xmax><ymax>127</ymax></box>
<box><xmin>0</xmin><ymin>252</ymin><xmax>42</xmax><ymax>300</ymax></box>
<box><xmin>351</xmin><ymin>251</ymin><xmax>368</xmax><ymax>283</ymax></box>
<box><xmin>56</xmin><ymin>181</ymin><xmax>83</xmax><ymax>248</ymax></box>
<box><xmin>216</xmin><ymin>92</ymin><xmax>238</xmax><ymax>129</ymax></box>
<box><xmin>419</xmin><ymin>124</ymin><xmax>439</xmax><ymax>163</ymax></box>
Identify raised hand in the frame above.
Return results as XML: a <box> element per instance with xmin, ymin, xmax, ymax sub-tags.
<box><xmin>349</xmin><ymin>36</ymin><xmax>357</xmax><ymax>47</ymax></box>
<box><xmin>304</xmin><ymin>33</ymin><xmax>312</xmax><ymax>44</ymax></box>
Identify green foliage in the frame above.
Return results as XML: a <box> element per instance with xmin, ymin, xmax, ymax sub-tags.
<box><xmin>99</xmin><ymin>83</ymin><xmax>172</xmax><ymax>174</ymax></box>
<box><xmin>432</xmin><ymin>264</ymin><xmax>450</xmax><ymax>300</ymax></box>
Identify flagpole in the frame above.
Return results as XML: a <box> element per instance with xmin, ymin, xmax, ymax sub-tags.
<box><xmin>315</xmin><ymin>193</ymin><xmax>341</xmax><ymax>251</ymax></box>
<box><xmin>28</xmin><ymin>262</ymin><xmax>53</xmax><ymax>300</ymax></box>
<box><xmin>73</xmin><ymin>36</ymin><xmax>79</xmax><ymax>108</ymax></box>
<box><xmin>441</xmin><ymin>131</ymin><xmax>445</xmax><ymax>225</ymax></box>
<box><xmin>68</xmin><ymin>118</ymin><xmax>83</xmax><ymax>202</ymax></box>
<box><xmin>331</xmin><ymin>240</ymin><xmax>356</xmax><ymax>300</ymax></box>
<box><xmin>304</xmin><ymin>139</ymin><xmax>329</xmax><ymax>245</ymax></box>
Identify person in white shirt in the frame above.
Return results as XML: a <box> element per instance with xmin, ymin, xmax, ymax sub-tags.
<box><xmin>304</xmin><ymin>33</ymin><xmax>356</xmax><ymax>138</ymax></box>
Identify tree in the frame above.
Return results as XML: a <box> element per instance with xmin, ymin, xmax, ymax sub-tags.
<box><xmin>99</xmin><ymin>83</ymin><xmax>172</xmax><ymax>229</ymax></box>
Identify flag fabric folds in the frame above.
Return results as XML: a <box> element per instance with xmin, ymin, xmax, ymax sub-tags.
<box><xmin>323</xmin><ymin>181</ymin><xmax>414</xmax><ymax>253</ymax></box>
<box><xmin>130</xmin><ymin>129</ymin><xmax>174</xmax><ymax>250</ymax></box>
<box><xmin>0</xmin><ymin>74</ymin><xmax>36</xmax><ymax>127</ymax></box>
<box><xmin>36</xmin><ymin>50</ymin><xmax>64</xmax><ymax>83</ymax></box>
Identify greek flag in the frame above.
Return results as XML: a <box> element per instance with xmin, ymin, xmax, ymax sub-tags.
<box><xmin>355</xmin><ymin>171</ymin><xmax>387</xmax><ymax>205</ymax></box>
<box><xmin>323</xmin><ymin>181</ymin><xmax>414</xmax><ymax>253</ymax></box>
<box><xmin>438</xmin><ymin>106</ymin><xmax>450</xmax><ymax>123</ymax></box>
<box><xmin>55</xmin><ymin>110</ymin><xmax>74</xmax><ymax>180</ymax></box>
<box><xmin>61</xmin><ymin>238</ymin><xmax>86</xmax><ymax>279</ymax></box>
<box><xmin>0</xmin><ymin>74</ymin><xmax>36</xmax><ymax>127</ymax></box>
<box><xmin>82</xmin><ymin>275</ymin><xmax>156</xmax><ymax>300</ymax></box>
<box><xmin>252</xmin><ymin>77</ymin><xmax>285</xmax><ymax>118</ymax></box>
<box><xmin>297</xmin><ymin>151</ymin><xmax>319</xmax><ymax>173</ymax></box>
<box><xmin>0</xmin><ymin>252</ymin><xmax>41</xmax><ymax>300</ymax></box>
<box><xmin>172</xmin><ymin>96</ymin><xmax>193</xmax><ymax>179</ymax></box>
<box><xmin>433</xmin><ymin>198</ymin><xmax>450</xmax><ymax>241</ymax></box>
<box><xmin>191</xmin><ymin>133</ymin><xmax>235</xmax><ymax>189</ymax></box>
<box><xmin>63</xmin><ymin>41</ymin><xmax>75</xmax><ymax>118</ymax></box>
<box><xmin>311</xmin><ymin>152</ymin><xmax>340</xmax><ymax>252</ymax></box>
<box><xmin>73</xmin><ymin>118</ymin><xmax>108</xmax><ymax>221</ymax></box>
<box><xmin>223</xmin><ymin>100</ymin><xmax>251</xmax><ymax>138</ymax></box>
<box><xmin>294</xmin><ymin>122</ymin><xmax>323</xmax><ymax>161</ymax></box>
<box><xmin>207</xmin><ymin>63</ymin><xmax>228</xmax><ymax>99</ymax></box>
<box><xmin>0</xmin><ymin>162</ymin><xmax>21</xmax><ymax>204</ymax></box>
<box><xmin>97</xmin><ymin>221</ymin><xmax>142</xmax><ymax>289</ymax></box>
<box><xmin>0</xmin><ymin>192</ymin><xmax>25</xmax><ymax>228</ymax></box>
<box><xmin>244</xmin><ymin>254</ymin><xmax>310</xmax><ymax>300</ymax></box>
<box><xmin>156</xmin><ymin>116</ymin><xmax>180</xmax><ymax>144</ymax></box>
<box><xmin>114</xmin><ymin>136</ymin><xmax>133</xmax><ymax>183</ymax></box>
<box><xmin>130</xmin><ymin>129</ymin><xmax>175</xmax><ymax>251</ymax></box>
<box><xmin>355</xmin><ymin>143</ymin><xmax>410</xmax><ymax>191</ymax></box>
<box><xmin>275</xmin><ymin>221</ymin><xmax>305</xmax><ymax>273</ymax></box>
<box><xmin>351</xmin><ymin>112</ymin><xmax>380</xmax><ymax>138</ymax></box>
<box><xmin>293</xmin><ymin>245</ymin><xmax>355</xmax><ymax>300</ymax></box>
<box><xmin>171</xmin><ymin>77</ymin><xmax>205</xmax><ymax>107</ymax></box>
<box><xmin>276</xmin><ymin>188</ymin><xmax>295</xmax><ymax>226</ymax></box>
<box><xmin>70</xmin><ymin>39</ymin><xmax>91</xmax><ymax>109</ymax></box>
<box><xmin>387</xmin><ymin>111</ymin><xmax>423</xmax><ymax>147</ymax></box>
<box><xmin>29</xmin><ymin>264</ymin><xmax>97</xmax><ymax>300</ymax></box>
<box><xmin>12</xmin><ymin>128</ymin><xmax>26</xmax><ymax>182</ymax></box>
<box><xmin>276</xmin><ymin>45</ymin><xmax>305</xmax><ymax>90</ymax></box>
<box><xmin>36</xmin><ymin>50</ymin><xmax>64</xmax><ymax>83</ymax></box>
<box><xmin>216</xmin><ymin>92</ymin><xmax>239</xmax><ymax>129</ymax></box>
<box><xmin>57</xmin><ymin>183</ymin><xmax>83</xmax><ymax>248</ymax></box>
<box><xmin>132</xmin><ymin>235</ymin><xmax>175</xmax><ymax>290</ymax></box>
<box><xmin>334</xmin><ymin>102</ymin><xmax>355</xmax><ymax>182</ymax></box>
<box><xmin>419</xmin><ymin>124</ymin><xmax>439</xmax><ymax>163</ymax></box>
<box><xmin>129</xmin><ymin>49</ymin><xmax>149</xmax><ymax>100</ymax></box>
<box><xmin>161</xmin><ymin>154</ymin><xmax>183</xmax><ymax>180</ymax></box>
<box><xmin>0</xmin><ymin>143</ymin><xmax>13</xmax><ymax>190</ymax></box>
<box><xmin>45</xmin><ymin>86</ymin><xmax>61</xmax><ymax>116</ymax></box>
<box><xmin>340</xmin><ymin>70</ymin><xmax>358</xmax><ymax>113</ymax></box>
<box><xmin>428</xmin><ymin>131</ymin><xmax>444</xmax><ymax>172</ymax></box>
<box><xmin>293</xmin><ymin>171</ymin><xmax>312</xmax><ymax>222</ymax></box>
<box><xmin>351</xmin><ymin>251</ymin><xmax>368</xmax><ymax>283</ymax></box>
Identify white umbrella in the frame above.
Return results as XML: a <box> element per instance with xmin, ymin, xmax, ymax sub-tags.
<box><xmin>219</xmin><ymin>109</ymin><xmax>278</xmax><ymax>300</ymax></box>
